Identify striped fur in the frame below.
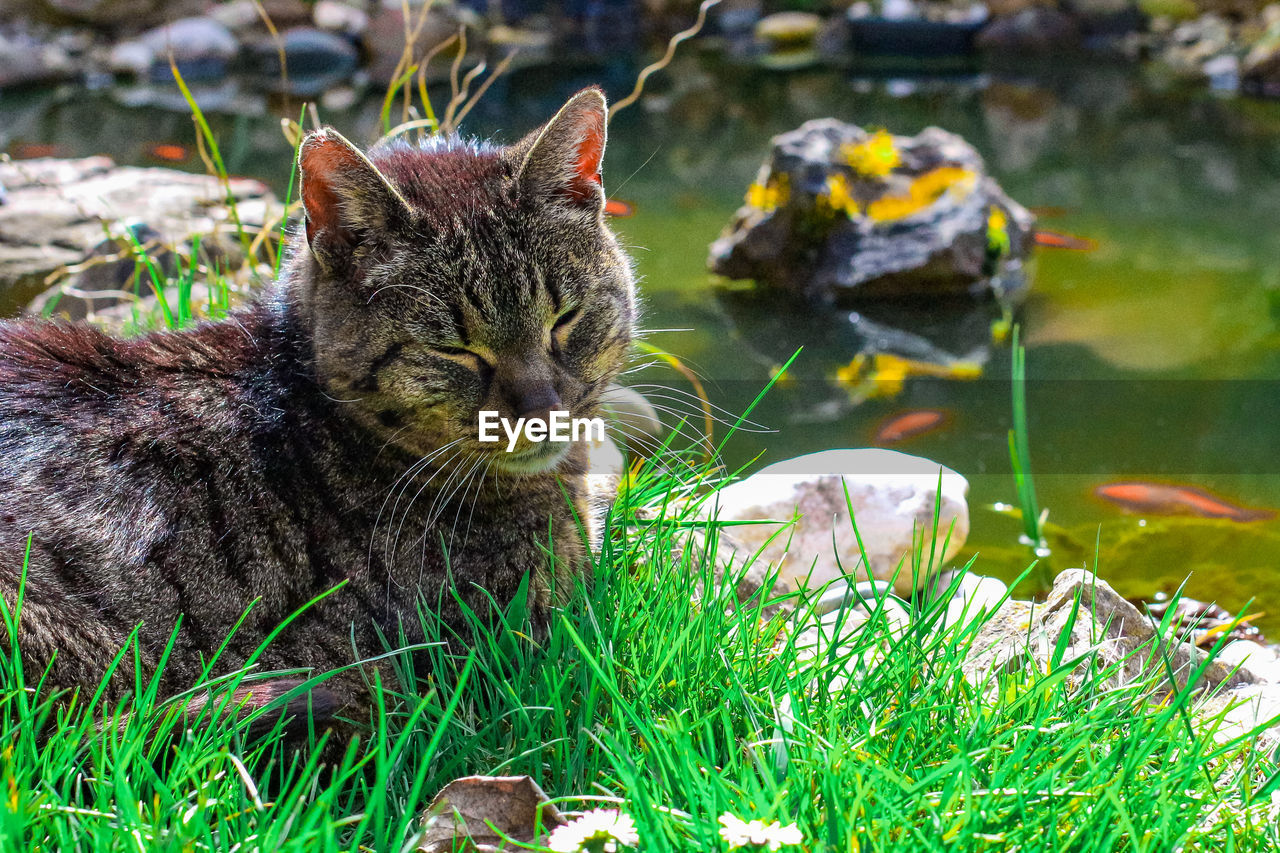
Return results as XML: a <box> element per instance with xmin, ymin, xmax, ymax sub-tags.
<box><xmin>0</xmin><ymin>88</ymin><xmax>635</xmax><ymax>724</ymax></box>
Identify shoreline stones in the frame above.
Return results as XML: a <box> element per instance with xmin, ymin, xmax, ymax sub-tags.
<box><xmin>0</xmin><ymin>155</ymin><xmax>281</xmax><ymax>320</ymax></box>
<box><xmin>709</xmin><ymin>119</ymin><xmax>1034</xmax><ymax>305</ymax></box>
<box><xmin>789</xmin><ymin>562</ymin><xmax>1280</xmax><ymax>754</ymax></box>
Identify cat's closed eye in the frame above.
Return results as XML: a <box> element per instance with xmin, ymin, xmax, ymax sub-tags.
<box><xmin>432</xmin><ymin>346</ymin><xmax>490</xmax><ymax>374</ymax></box>
<box><xmin>551</xmin><ymin>308</ymin><xmax>581</xmax><ymax>356</ymax></box>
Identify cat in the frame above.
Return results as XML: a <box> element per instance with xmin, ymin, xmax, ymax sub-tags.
<box><xmin>0</xmin><ymin>87</ymin><xmax>635</xmax><ymax>729</ymax></box>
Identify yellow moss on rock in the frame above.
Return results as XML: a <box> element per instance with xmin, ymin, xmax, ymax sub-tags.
<box><xmin>745</xmin><ymin>172</ymin><xmax>790</xmax><ymax>212</ymax></box>
<box><xmin>866</xmin><ymin>166</ymin><xmax>978</xmax><ymax>224</ymax></box>
<box><xmin>841</xmin><ymin>129</ymin><xmax>901</xmax><ymax>178</ymax></box>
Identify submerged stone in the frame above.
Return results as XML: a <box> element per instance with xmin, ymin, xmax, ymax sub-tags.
<box><xmin>708</xmin><ymin>118</ymin><xmax>1034</xmax><ymax>304</ymax></box>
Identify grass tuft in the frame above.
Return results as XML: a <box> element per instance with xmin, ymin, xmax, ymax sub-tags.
<box><xmin>1</xmin><ymin>450</ymin><xmax>1277</xmax><ymax>851</ymax></box>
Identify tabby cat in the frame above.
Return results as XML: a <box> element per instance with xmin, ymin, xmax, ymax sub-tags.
<box><xmin>0</xmin><ymin>88</ymin><xmax>635</xmax><ymax>725</ymax></box>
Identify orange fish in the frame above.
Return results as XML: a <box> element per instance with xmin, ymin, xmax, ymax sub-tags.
<box><xmin>1094</xmin><ymin>482</ymin><xmax>1275</xmax><ymax>522</ymax></box>
<box><xmin>146</xmin><ymin>143</ymin><xmax>190</xmax><ymax>162</ymax></box>
<box><xmin>875</xmin><ymin>409</ymin><xmax>949</xmax><ymax>444</ymax></box>
<box><xmin>1033</xmin><ymin>229</ymin><xmax>1097</xmax><ymax>251</ymax></box>
<box><xmin>10</xmin><ymin>143</ymin><xmax>67</xmax><ymax>159</ymax></box>
<box><xmin>604</xmin><ymin>198</ymin><xmax>635</xmax><ymax>218</ymax></box>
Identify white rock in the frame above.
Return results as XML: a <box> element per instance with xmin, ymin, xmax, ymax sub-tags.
<box><xmin>1218</xmin><ymin>640</ymin><xmax>1280</xmax><ymax>684</ymax></box>
<box><xmin>790</xmin><ymin>594</ymin><xmax>909</xmax><ymax>693</ymax></box>
<box><xmin>320</xmin><ymin>85</ymin><xmax>359</xmax><ymax>112</ymax></box>
<box><xmin>314</xmin><ymin>0</ymin><xmax>370</xmax><ymax>36</ymax></box>
<box><xmin>140</xmin><ymin>17</ymin><xmax>239</xmax><ymax>62</ymax></box>
<box><xmin>207</xmin><ymin>0</ymin><xmax>264</xmax><ymax>32</ymax></box>
<box><xmin>963</xmin><ymin>569</ymin><xmax>1253</xmax><ymax>696</ymax></box>
<box><xmin>942</xmin><ymin>574</ymin><xmax>1009</xmax><ymax>630</ymax></box>
<box><xmin>107</xmin><ymin>40</ymin><xmax>154</xmax><ymax>75</ymax></box>
<box><xmin>705</xmin><ymin>448</ymin><xmax>969</xmax><ymax>597</ymax></box>
<box><xmin>1196</xmin><ymin>684</ymin><xmax>1280</xmax><ymax>752</ymax></box>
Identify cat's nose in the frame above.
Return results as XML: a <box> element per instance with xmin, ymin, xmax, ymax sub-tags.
<box><xmin>515</xmin><ymin>383</ymin><xmax>563</xmax><ymax>424</ymax></box>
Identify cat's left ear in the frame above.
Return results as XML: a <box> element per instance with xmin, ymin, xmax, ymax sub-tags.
<box><xmin>510</xmin><ymin>87</ymin><xmax>607</xmax><ymax>214</ymax></box>
<box><xmin>299</xmin><ymin>128</ymin><xmax>411</xmax><ymax>271</ymax></box>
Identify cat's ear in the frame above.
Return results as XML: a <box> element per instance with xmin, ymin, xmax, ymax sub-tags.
<box><xmin>510</xmin><ymin>87</ymin><xmax>607</xmax><ymax>213</ymax></box>
<box><xmin>299</xmin><ymin>128</ymin><xmax>411</xmax><ymax>269</ymax></box>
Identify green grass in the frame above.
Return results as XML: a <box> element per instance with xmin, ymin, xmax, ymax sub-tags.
<box><xmin>1</xmin><ymin>447</ymin><xmax>1278</xmax><ymax>852</ymax></box>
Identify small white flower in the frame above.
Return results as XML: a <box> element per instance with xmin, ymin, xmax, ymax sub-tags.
<box><xmin>547</xmin><ymin>809</ymin><xmax>640</xmax><ymax>853</ymax></box>
<box><xmin>717</xmin><ymin>813</ymin><xmax>803</xmax><ymax>850</ymax></box>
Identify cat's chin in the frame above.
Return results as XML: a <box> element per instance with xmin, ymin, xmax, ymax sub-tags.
<box><xmin>490</xmin><ymin>442</ymin><xmax>572</xmax><ymax>476</ymax></box>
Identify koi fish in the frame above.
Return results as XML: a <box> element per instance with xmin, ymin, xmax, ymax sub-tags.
<box><xmin>875</xmin><ymin>409</ymin><xmax>949</xmax><ymax>444</ymax></box>
<box><xmin>146</xmin><ymin>143</ymin><xmax>190</xmax><ymax>162</ymax></box>
<box><xmin>1033</xmin><ymin>229</ymin><xmax>1097</xmax><ymax>251</ymax></box>
<box><xmin>1094</xmin><ymin>482</ymin><xmax>1275</xmax><ymax>522</ymax></box>
<box><xmin>9</xmin><ymin>143</ymin><xmax>67</xmax><ymax>159</ymax></box>
<box><xmin>604</xmin><ymin>198</ymin><xmax>634</xmax><ymax>218</ymax></box>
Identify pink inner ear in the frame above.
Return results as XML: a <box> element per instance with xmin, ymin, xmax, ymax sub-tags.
<box><xmin>300</xmin><ymin>136</ymin><xmax>357</xmax><ymax>243</ymax></box>
<box><xmin>569</xmin><ymin>119</ymin><xmax>605</xmax><ymax>201</ymax></box>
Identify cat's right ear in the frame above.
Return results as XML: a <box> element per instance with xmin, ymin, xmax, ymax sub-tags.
<box><xmin>299</xmin><ymin>129</ymin><xmax>410</xmax><ymax>271</ymax></box>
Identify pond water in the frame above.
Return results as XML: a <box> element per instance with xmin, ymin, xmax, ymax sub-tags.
<box><xmin>4</xmin><ymin>52</ymin><xmax>1280</xmax><ymax>625</ymax></box>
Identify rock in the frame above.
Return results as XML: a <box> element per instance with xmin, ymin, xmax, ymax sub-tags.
<box><xmin>112</xmin><ymin>79</ymin><xmax>266</xmax><ymax>116</ymax></box>
<box><xmin>813</xmin><ymin>578</ymin><xmax>895</xmax><ymax>616</ymax></box>
<box><xmin>0</xmin><ymin>156</ymin><xmax>281</xmax><ymax>317</ymax></box>
<box><xmin>790</xmin><ymin>590</ymin><xmax>910</xmax><ymax>692</ymax></box>
<box><xmin>313</xmin><ymin>0</ymin><xmax>370</xmax><ymax>36</ymax></box>
<box><xmin>754</xmin><ymin>11</ymin><xmax>822</xmax><ymax>48</ymax></box>
<box><xmin>976</xmin><ymin>7</ymin><xmax>1082</xmax><ymax>53</ymax></box>
<box><xmin>703</xmin><ymin>448</ymin><xmax>969</xmax><ymax>599</ymax></box>
<box><xmin>929</xmin><ymin>571</ymin><xmax>1009</xmax><ymax>629</ymax></box>
<box><xmin>27</xmin><ymin>222</ymin><xmax>173</xmax><ymax>322</ymax></box>
<box><xmin>106</xmin><ymin>39</ymin><xmax>152</xmax><ymax>75</ymax></box>
<box><xmin>1158</xmin><ymin>13</ymin><xmax>1234</xmax><ymax>76</ymax></box>
<box><xmin>717</xmin><ymin>0</ymin><xmax>763</xmax><ymax>34</ymax></box>
<box><xmin>1202</xmin><ymin>52</ymin><xmax>1241</xmax><ymax>90</ymax></box>
<box><xmin>207</xmin><ymin>0</ymin><xmax>264</xmax><ymax>32</ymax></box>
<box><xmin>40</xmin><ymin>0</ymin><xmax>168</xmax><ymax>26</ymax></box>
<box><xmin>881</xmin><ymin>0</ymin><xmax>919</xmax><ymax>20</ymax></box>
<box><xmin>1218</xmin><ymin>640</ymin><xmax>1280</xmax><ymax>683</ymax></box>
<box><xmin>205</xmin><ymin>0</ymin><xmax>313</xmax><ymax>31</ymax></box>
<box><xmin>319</xmin><ymin>84</ymin><xmax>360</xmax><ymax>112</ymax></box>
<box><xmin>1197</xmin><ymin>680</ymin><xmax>1280</xmax><ymax>753</ymax></box>
<box><xmin>1242</xmin><ymin>17</ymin><xmax>1280</xmax><ymax>96</ymax></box>
<box><xmin>138</xmin><ymin>16</ymin><xmax>239</xmax><ymax>83</ymax></box>
<box><xmin>963</xmin><ymin>569</ymin><xmax>1255</xmax><ymax>695</ymax></box>
<box><xmin>708</xmin><ymin>118</ymin><xmax>1034</xmax><ymax>304</ymax></box>
<box><xmin>250</xmin><ymin>26</ymin><xmax>359</xmax><ymax>96</ymax></box>
<box><xmin>1194</xmin><ymin>683</ymin><xmax>1280</xmax><ymax>753</ymax></box>
<box><xmin>363</xmin><ymin>2</ymin><xmax>480</xmax><ymax>86</ymax></box>
<box><xmin>0</xmin><ymin>33</ymin><xmax>75</xmax><ymax>89</ymax></box>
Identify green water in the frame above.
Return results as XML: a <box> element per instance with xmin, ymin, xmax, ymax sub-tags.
<box><xmin>4</xmin><ymin>55</ymin><xmax>1280</xmax><ymax>624</ymax></box>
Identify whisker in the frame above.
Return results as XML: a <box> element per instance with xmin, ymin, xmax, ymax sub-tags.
<box><xmin>369</xmin><ymin>437</ymin><xmax>465</xmax><ymax>573</ymax></box>
<box><xmin>608</xmin><ymin>422</ymin><xmax>717</xmax><ymax>479</ymax></box>
<box><xmin>386</xmin><ymin>443</ymin><xmax>469</xmax><ymax>573</ymax></box>
<box><xmin>643</xmin><ymin>399</ymin><xmax>774</xmax><ymax>435</ymax></box>
<box><xmin>625</xmin><ymin>384</ymin><xmax>772</xmax><ymax>431</ymax></box>
<box><xmin>453</xmin><ymin>456</ymin><xmax>493</xmax><ymax>552</ymax></box>
<box><xmin>419</xmin><ymin>452</ymin><xmax>487</xmax><ymax>557</ymax></box>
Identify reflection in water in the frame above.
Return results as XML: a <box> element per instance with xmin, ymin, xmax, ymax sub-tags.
<box><xmin>1026</xmin><ymin>267</ymin><xmax>1271</xmax><ymax>372</ymax></box>
<box><xmin>3</xmin><ymin>54</ymin><xmax>1280</xmax><ymax>614</ymax></box>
